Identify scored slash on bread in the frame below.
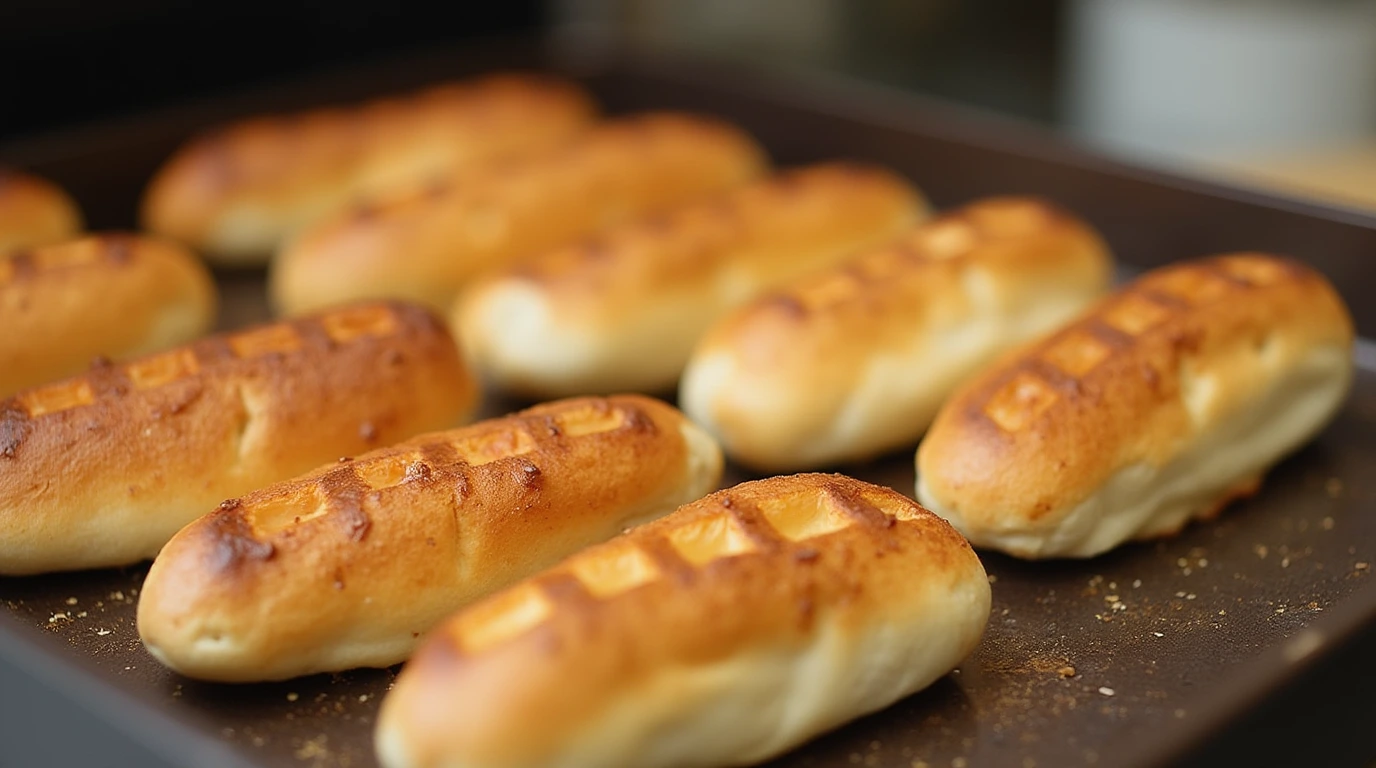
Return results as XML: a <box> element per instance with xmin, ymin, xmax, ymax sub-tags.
<box><xmin>917</xmin><ymin>253</ymin><xmax>1355</xmax><ymax>558</ymax></box>
<box><xmin>0</xmin><ymin>301</ymin><xmax>478</xmax><ymax>575</ymax></box>
<box><xmin>376</xmin><ymin>473</ymin><xmax>990</xmax><ymax>768</ymax></box>
<box><xmin>136</xmin><ymin>394</ymin><xmax>723</xmax><ymax>682</ymax></box>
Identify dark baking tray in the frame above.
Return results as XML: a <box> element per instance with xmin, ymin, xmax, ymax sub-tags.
<box><xmin>2</xmin><ymin>35</ymin><xmax>1375</xmax><ymax>768</ymax></box>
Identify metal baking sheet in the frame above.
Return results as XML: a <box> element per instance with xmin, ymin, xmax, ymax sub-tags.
<box><xmin>2</xmin><ymin>36</ymin><xmax>1374</xmax><ymax>768</ymax></box>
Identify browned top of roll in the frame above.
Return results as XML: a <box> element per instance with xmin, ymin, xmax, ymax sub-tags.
<box><xmin>141</xmin><ymin>73</ymin><xmax>596</xmax><ymax>253</ymax></box>
<box><xmin>919</xmin><ymin>253</ymin><xmax>1355</xmax><ymax>519</ymax></box>
<box><xmin>0</xmin><ymin>170</ymin><xmax>83</xmax><ymax>253</ymax></box>
<box><xmin>391</xmin><ymin>473</ymin><xmax>979</xmax><ymax>763</ymax></box>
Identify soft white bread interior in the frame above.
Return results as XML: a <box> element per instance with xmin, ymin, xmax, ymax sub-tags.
<box><xmin>681</xmin><ymin>197</ymin><xmax>1112</xmax><ymax>471</ymax></box>
<box><xmin>453</xmin><ymin>162</ymin><xmax>927</xmax><ymax>398</ymax></box>
<box><xmin>917</xmin><ymin>253</ymin><xmax>1355</xmax><ymax>558</ymax></box>
<box><xmin>376</xmin><ymin>473</ymin><xmax>990</xmax><ymax>768</ymax></box>
<box><xmin>137</xmin><ymin>395</ymin><xmax>722</xmax><ymax>682</ymax></box>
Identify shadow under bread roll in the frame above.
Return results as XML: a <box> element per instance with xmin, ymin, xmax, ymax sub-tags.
<box><xmin>681</xmin><ymin>197</ymin><xmax>1112</xmax><ymax>471</ymax></box>
<box><xmin>917</xmin><ymin>253</ymin><xmax>1355</xmax><ymax>559</ymax></box>
<box><xmin>454</xmin><ymin>163</ymin><xmax>927</xmax><ymax>399</ymax></box>
<box><xmin>270</xmin><ymin>112</ymin><xmax>769</xmax><ymax>315</ymax></box>
<box><xmin>0</xmin><ymin>169</ymin><xmax>83</xmax><ymax>253</ymax></box>
<box><xmin>138</xmin><ymin>395</ymin><xmax>722</xmax><ymax>682</ymax></box>
<box><xmin>0</xmin><ymin>302</ymin><xmax>479</xmax><ymax>576</ymax></box>
<box><xmin>376</xmin><ymin>473</ymin><xmax>989</xmax><ymax>768</ymax></box>
<box><xmin>0</xmin><ymin>234</ymin><xmax>217</xmax><ymax>398</ymax></box>
<box><xmin>142</xmin><ymin>73</ymin><xmax>597</xmax><ymax>266</ymax></box>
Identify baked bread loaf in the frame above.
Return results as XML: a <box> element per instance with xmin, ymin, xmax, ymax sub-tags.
<box><xmin>917</xmin><ymin>253</ymin><xmax>1354</xmax><ymax>558</ymax></box>
<box><xmin>376</xmin><ymin>473</ymin><xmax>990</xmax><ymax>768</ymax></box>
<box><xmin>270</xmin><ymin>112</ymin><xmax>768</xmax><ymax>314</ymax></box>
<box><xmin>138</xmin><ymin>395</ymin><xmax>722</xmax><ymax>682</ymax></box>
<box><xmin>141</xmin><ymin>73</ymin><xmax>596</xmax><ymax>266</ymax></box>
<box><xmin>0</xmin><ymin>302</ymin><xmax>478</xmax><ymax>575</ymax></box>
<box><xmin>0</xmin><ymin>234</ymin><xmax>217</xmax><ymax>397</ymax></box>
<box><xmin>681</xmin><ymin>197</ymin><xmax>1112</xmax><ymax>471</ymax></box>
<box><xmin>454</xmin><ymin>163</ymin><xmax>927</xmax><ymax>398</ymax></box>
<box><xmin>0</xmin><ymin>170</ymin><xmax>83</xmax><ymax>253</ymax></box>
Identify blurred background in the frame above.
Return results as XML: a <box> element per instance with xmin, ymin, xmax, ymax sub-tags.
<box><xmin>2</xmin><ymin>0</ymin><xmax>1374</xmax><ymax>209</ymax></box>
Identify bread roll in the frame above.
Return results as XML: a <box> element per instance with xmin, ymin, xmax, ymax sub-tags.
<box><xmin>455</xmin><ymin>163</ymin><xmax>927</xmax><ymax>398</ymax></box>
<box><xmin>141</xmin><ymin>74</ymin><xmax>596</xmax><ymax>266</ymax></box>
<box><xmin>0</xmin><ymin>170</ymin><xmax>83</xmax><ymax>253</ymax></box>
<box><xmin>681</xmin><ymin>197</ymin><xmax>1112</xmax><ymax>471</ymax></box>
<box><xmin>0</xmin><ymin>302</ymin><xmax>478</xmax><ymax>575</ymax></box>
<box><xmin>376</xmin><ymin>473</ymin><xmax>989</xmax><ymax>768</ymax></box>
<box><xmin>917</xmin><ymin>253</ymin><xmax>1354</xmax><ymax>558</ymax></box>
<box><xmin>0</xmin><ymin>234</ymin><xmax>217</xmax><ymax>397</ymax></box>
<box><xmin>138</xmin><ymin>395</ymin><xmax>722</xmax><ymax>682</ymax></box>
<box><xmin>271</xmin><ymin>112</ymin><xmax>768</xmax><ymax>315</ymax></box>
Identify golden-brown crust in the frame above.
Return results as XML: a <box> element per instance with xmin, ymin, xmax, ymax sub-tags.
<box><xmin>137</xmin><ymin>395</ymin><xmax>722</xmax><ymax>681</ymax></box>
<box><xmin>0</xmin><ymin>301</ymin><xmax>479</xmax><ymax>575</ymax></box>
<box><xmin>918</xmin><ymin>253</ymin><xmax>1354</xmax><ymax>532</ymax></box>
<box><xmin>0</xmin><ymin>170</ymin><xmax>83</xmax><ymax>253</ymax></box>
<box><xmin>141</xmin><ymin>73</ymin><xmax>597</xmax><ymax>264</ymax></box>
<box><xmin>682</xmin><ymin>197</ymin><xmax>1111</xmax><ymax>470</ymax></box>
<box><xmin>0</xmin><ymin>233</ymin><xmax>217</xmax><ymax>397</ymax></box>
<box><xmin>454</xmin><ymin>162</ymin><xmax>927</xmax><ymax>397</ymax></box>
<box><xmin>271</xmin><ymin>111</ymin><xmax>769</xmax><ymax>314</ymax></box>
<box><xmin>380</xmin><ymin>474</ymin><xmax>987</xmax><ymax>768</ymax></box>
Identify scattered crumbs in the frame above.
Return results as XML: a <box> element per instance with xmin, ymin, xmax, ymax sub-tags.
<box><xmin>1176</xmin><ymin>558</ymin><xmax>1189</xmax><ymax>568</ymax></box>
<box><xmin>1132</xmin><ymin>579</ymin><xmax>1142</xmax><ymax>589</ymax></box>
<box><xmin>95</xmin><ymin>629</ymin><xmax>111</xmax><ymax>637</ymax></box>
<box><xmin>1276</xmin><ymin>607</ymin><xmax>1286</xmax><ymax>614</ymax></box>
<box><xmin>1153</xmin><ymin>632</ymin><xmax>1164</xmax><ymax>638</ymax></box>
<box><xmin>64</xmin><ymin>597</ymin><xmax>78</xmax><ymax>606</ymax></box>
<box><xmin>1219</xmin><ymin>610</ymin><xmax>1227</xmax><ymax>616</ymax></box>
<box><xmin>251</xmin><ymin>736</ymin><xmax>266</xmax><ymax>747</ymax></box>
<box><xmin>1255</xmin><ymin>545</ymin><xmax>1269</xmax><ymax>559</ymax></box>
<box><xmin>1182</xmin><ymin>567</ymin><xmax>1193</xmax><ymax>576</ymax></box>
<box><xmin>124</xmin><ymin>666</ymin><xmax>134</xmax><ymax>671</ymax></box>
<box><xmin>294</xmin><ymin>735</ymin><xmax>329</xmax><ymax>760</ymax></box>
<box><xmin>1321</xmin><ymin>517</ymin><xmax>1335</xmax><ymax>531</ymax></box>
<box><xmin>952</xmin><ymin>759</ymin><xmax>968</xmax><ymax>768</ymax></box>
<box><xmin>1104</xmin><ymin>594</ymin><xmax>1119</xmax><ymax>603</ymax></box>
<box><xmin>1057</xmin><ymin>666</ymin><xmax>1077</xmax><ymax>678</ymax></box>
<box><xmin>286</xmin><ymin>692</ymin><xmax>299</xmax><ymax>702</ymax></box>
<box><xmin>987</xmin><ymin>574</ymin><xmax>998</xmax><ymax>584</ymax></box>
<box><xmin>172</xmin><ymin>685</ymin><xmax>183</xmax><ymax>698</ymax></box>
<box><xmin>1198</xmin><ymin>558</ymin><xmax>1209</xmax><ymax>568</ymax></box>
<box><xmin>1175</xmin><ymin>591</ymin><xmax>1187</xmax><ymax>598</ymax></box>
<box><xmin>47</xmin><ymin>612</ymin><xmax>69</xmax><ymax>624</ymax></box>
<box><xmin>109</xmin><ymin>591</ymin><xmax>125</xmax><ymax>601</ymax></box>
<box><xmin>1108</xmin><ymin>581</ymin><xmax>1118</xmax><ymax>591</ymax></box>
<box><xmin>1098</xmin><ymin>687</ymin><xmax>1115</xmax><ymax>697</ymax></box>
<box><xmin>76</xmin><ymin>611</ymin><xmax>87</xmax><ymax>618</ymax></box>
<box><xmin>1281</xmin><ymin>557</ymin><xmax>1291</xmax><ymax>568</ymax></box>
<box><xmin>1326</xmin><ymin>478</ymin><xmax>1343</xmax><ymax>498</ymax></box>
<box><xmin>1001</xmin><ymin>608</ymin><xmax>1010</xmax><ymax>616</ymax></box>
<box><xmin>358</xmin><ymin>694</ymin><xmax>370</xmax><ymax>703</ymax></box>
<box><xmin>1175</xmin><ymin>709</ymin><xmax>1187</xmax><ymax>719</ymax></box>
<box><xmin>1357</xmin><ymin>562</ymin><xmax>1370</xmax><ymax>572</ymax></box>
<box><xmin>1186</xmin><ymin>593</ymin><xmax>1197</xmax><ymax>600</ymax></box>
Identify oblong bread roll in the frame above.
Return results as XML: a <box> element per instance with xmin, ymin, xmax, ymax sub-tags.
<box><xmin>454</xmin><ymin>163</ymin><xmax>927</xmax><ymax>398</ymax></box>
<box><xmin>376</xmin><ymin>473</ymin><xmax>990</xmax><ymax>768</ymax></box>
<box><xmin>271</xmin><ymin>112</ymin><xmax>768</xmax><ymax>315</ymax></box>
<box><xmin>681</xmin><ymin>197</ymin><xmax>1112</xmax><ymax>471</ymax></box>
<box><xmin>0</xmin><ymin>234</ymin><xmax>217</xmax><ymax>397</ymax></box>
<box><xmin>917</xmin><ymin>253</ymin><xmax>1355</xmax><ymax>559</ymax></box>
<box><xmin>137</xmin><ymin>395</ymin><xmax>722</xmax><ymax>682</ymax></box>
<box><xmin>0</xmin><ymin>302</ymin><xmax>478</xmax><ymax>575</ymax></box>
<box><xmin>0</xmin><ymin>170</ymin><xmax>83</xmax><ymax>253</ymax></box>
<box><xmin>142</xmin><ymin>74</ymin><xmax>596</xmax><ymax>265</ymax></box>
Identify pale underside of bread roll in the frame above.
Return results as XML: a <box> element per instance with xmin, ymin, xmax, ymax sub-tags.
<box><xmin>0</xmin><ymin>170</ymin><xmax>83</xmax><ymax>253</ymax></box>
<box><xmin>917</xmin><ymin>253</ymin><xmax>1355</xmax><ymax>559</ymax></box>
<box><xmin>377</xmin><ymin>473</ymin><xmax>990</xmax><ymax>768</ymax></box>
<box><xmin>270</xmin><ymin>112</ymin><xmax>769</xmax><ymax>315</ymax></box>
<box><xmin>0</xmin><ymin>234</ymin><xmax>217</xmax><ymax>397</ymax></box>
<box><xmin>141</xmin><ymin>74</ymin><xmax>597</xmax><ymax>265</ymax></box>
<box><xmin>455</xmin><ymin>162</ymin><xmax>928</xmax><ymax>398</ymax></box>
<box><xmin>0</xmin><ymin>302</ymin><xmax>478</xmax><ymax>575</ymax></box>
<box><xmin>681</xmin><ymin>197</ymin><xmax>1113</xmax><ymax>471</ymax></box>
<box><xmin>137</xmin><ymin>395</ymin><xmax>723</xmax><ymax>682</ymax></box>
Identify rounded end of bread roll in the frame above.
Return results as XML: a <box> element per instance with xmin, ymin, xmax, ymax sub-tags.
<box><xmin>376</xmin><ymin>474</ymin><xmax>990</xmax><ymax>768</ymax></box>
<box><xmin>0</xmin><ymin>170</ymin><xmax>83</xmax><ymax>253</ymax></box>
<box><xmin>917</xmin><ymin>253</ymin><xmax>1355</xmax><ymax>558</ymax></box>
